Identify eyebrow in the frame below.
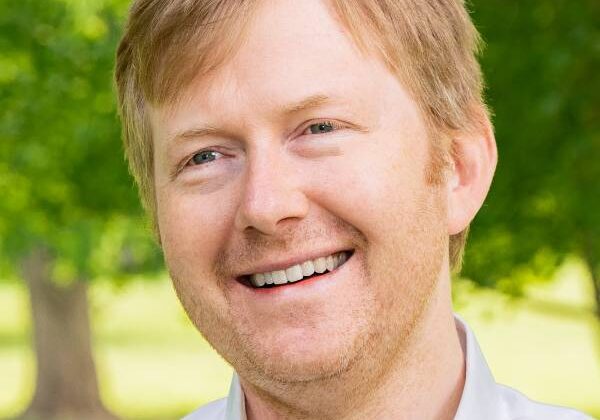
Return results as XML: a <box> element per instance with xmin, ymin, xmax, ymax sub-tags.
<box><xmin>167</xmin><ymin>93</ymin><xmax>337</xmax><ymax>145</ymax></box>
<box><xmin>168</xmin><ymin>126</ymin><xmax>223</xmax><ymax>146</ymax></box>
<box><xmin>282</xmin><ymin>94</ymin><xmax>332</xmax><ymax>115</ymax></box>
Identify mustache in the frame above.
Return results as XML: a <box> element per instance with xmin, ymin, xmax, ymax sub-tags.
<box><xmin>214</xmin><ymin>216</ymin><xmax>366</xmax><ymax>278</ymax></box>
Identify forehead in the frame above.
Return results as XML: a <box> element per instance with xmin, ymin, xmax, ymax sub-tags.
<box><xmin>153</xmin><ymin>0</ymin><xmax>395</xmax><ymax>128</ymax></box>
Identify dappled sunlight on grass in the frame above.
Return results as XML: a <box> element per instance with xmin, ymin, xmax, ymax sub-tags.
<box><xmin>98</xmin><ymin>346</ymin><xmax>231</xmax><ymax>419</ymax></box>
<box><xmin>455</xmin><ymin>261</ymin><xmax>600</xmax><ymax>417</ymax></box>
<box><xmin>0</xmin><ymin>282</ymin><xmax>34</xmax><ymax>419</ymax></box>
<box><xmin>0</xmin><ymin>347</ymin><xmax>33</xmax><ymax>419</ymax></box>
<box><xmin>90</xmin><ymin>279</ymin><xmax>232</xmax><ymax>419</ymax></box>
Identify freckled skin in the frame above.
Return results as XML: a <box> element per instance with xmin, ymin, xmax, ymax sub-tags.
<box><xmin>149</xmin><ymin>1</ymin><xmax>488</xmax><ymax>419</ymax></box>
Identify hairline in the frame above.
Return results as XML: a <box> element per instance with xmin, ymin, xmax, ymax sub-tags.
<box><xmin>117</xmin><ymin>0</ymin><xmax>481</xmax><ymax>270</ymax></box>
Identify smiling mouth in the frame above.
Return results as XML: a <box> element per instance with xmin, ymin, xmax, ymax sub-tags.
<box><xmin>238</xmin><ymin>250</ymin><xmax>354</xmax><ymax>289</ymax></box>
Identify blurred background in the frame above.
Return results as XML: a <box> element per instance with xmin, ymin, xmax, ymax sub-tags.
<box><xmin>0</xmin><ymin>0</ymin><xmax>598</xmax><ymax>419</ymax></box>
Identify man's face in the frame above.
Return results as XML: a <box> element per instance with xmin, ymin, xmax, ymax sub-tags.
<box><xmin>150</xmin><ymin>0</ymin><xmax>448</xmax><ymax>386</ymax></box>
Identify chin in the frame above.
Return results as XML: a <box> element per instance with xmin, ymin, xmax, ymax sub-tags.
<box><xmin>251</xmin><ymin>348</ymin><xmax>355</xmax><ymax>384</ymax></box>
<box><xmin>236</xmin><ymin>323</ymin><xmax>373</xmax><ymax>384</ymax></box>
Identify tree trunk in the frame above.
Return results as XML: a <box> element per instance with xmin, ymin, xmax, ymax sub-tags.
<box><xmin>581</xmin><ymin>236</ymin><xmax>600</xmax><ymax>364</ymax></box>
<box><xmin>591</xmin><ymin>264</ymin><xmax>600</xmax><ymax>321</ymax></box>
<box><xmin>19</xmin><ymin>246</ymin><xmax>117</xmax><ymax>420</ymax></box>
<box><xmin>592</xmin><ymin>267</ymin><xmax>600</xmax><ymax>320</ymax></box>
<box><xmin>582</xmin><ymin>235</ymin><xmax>600</xmax><ymax>321</ymax></box>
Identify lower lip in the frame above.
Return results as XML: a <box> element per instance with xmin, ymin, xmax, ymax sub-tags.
<box><xmin>239</xmin><ymin>252</ymin><xmax>354</xmax><ymax>295</ymax></box>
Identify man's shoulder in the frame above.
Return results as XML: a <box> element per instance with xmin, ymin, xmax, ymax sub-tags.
<box><xmin>497</xmin><ymin>383</ymin><xmax>595</xmax><ymax>420</ymax></box>
<box><xmin>181</xmin><ymin>398</ymin><xmax>227</xmax><ymax>420</ymax></box>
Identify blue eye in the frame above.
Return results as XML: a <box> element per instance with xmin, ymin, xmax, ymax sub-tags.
<box><xmin>191</xmin><ymin>150</ymin><xmax>220</xmax><ymax>165</ymax></box>
<box><xmin>307</xmin><ymin>121</ymin><xmax>336</xmax><ymax>135</ymax></box>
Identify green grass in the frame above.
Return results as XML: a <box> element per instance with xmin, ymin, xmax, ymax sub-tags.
<box><xmin>0</xmin><ymin>279</ymin><xmax>232</xmax><ymax>420</ymax></box>
<box><xmin>91</xmin><ymin>280</ymin><xmax>233</xmax><ymax>419</ymax></box>
<box><xmin>454</xmin><ymin>262</ymin><xmax>600</xmax><ymax>417</ymax></box>
<box><xmin>1</xmin><ymin>262</ymin><xmax>599</xmax><ymax>419</ymax></box>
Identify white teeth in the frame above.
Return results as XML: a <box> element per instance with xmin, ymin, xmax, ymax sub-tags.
<box><xmin>264</xmin><ymin>272</ymin><xmax>274</xmax><ymax>285</ymax></box>
<box><xmin>273</xmin><ymin>270</ymin><xmax>287</xmax><ymax>285</ymax></box>
<box><xmin>249</xmin><ymin>251</ymin><xmax>350</xmax><ymax>288</ymax></box>
<box><xmin>251</xmin><ymin>273</ymin><xmax>266</xmax><ymax>287</ymax></box>
<box><xmin>314</xmin><ymin>257</ymin><xmax>327</xmax><ymax>274</ymax></box>
<box><xmin>326</xmin><ymin>255</ymin><xmax>335</xmax><ymax>271</ymax></box>
<box><xmin>285</xmin><ymin>265</ymin><xmax>304</xmax><ymax>282</ymax></box>
<box><xmin>301</xmin><ymin>261</ymin><xmax>315</xmax><ymax>277</ymax></box>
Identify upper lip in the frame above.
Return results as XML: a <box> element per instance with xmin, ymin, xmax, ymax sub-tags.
<box><xmin>236</xmin><ymin>248</ymin><xmax>353</xmax><ymax>277</ymax></box>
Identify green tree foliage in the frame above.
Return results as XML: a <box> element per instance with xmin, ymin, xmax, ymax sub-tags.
<box><xmin>0</xmin><ymin>0</ymin><xmax>161</xmax><ymax>283</ymax></box>
<box><xmin>0</xmin><ymin>1</ymin><xmax>161</xmax><ymax>416</ymax></box>
<box><xmin>464</xmin><ymin>0</ymin><xmax>600</xmax><ymax>308</ymax></box>
<box><xmin>0</xmin><ymin>1</ymin><xmax>597</xmax><ymax>304</ymax></box>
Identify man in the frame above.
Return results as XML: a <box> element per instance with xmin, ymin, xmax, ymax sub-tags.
<box><xmin>115</xmin><ymin>0</ymin><xmax>593</xmax><ymax>419</ymax></box>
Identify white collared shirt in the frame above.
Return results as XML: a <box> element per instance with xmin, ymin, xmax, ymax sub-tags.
<box><xmin>183</xmin><ymin>315</ymin><xmax>594</xmax><ymax>420</ymax></box>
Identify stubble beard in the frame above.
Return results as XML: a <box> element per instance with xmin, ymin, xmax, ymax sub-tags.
<box><xmin>168</xmin><ymin>186</ymin><xmax>447</xmax><ymax>419</ymax></box>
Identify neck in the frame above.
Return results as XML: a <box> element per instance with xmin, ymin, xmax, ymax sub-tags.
<box><xmin>241</xmin><ymin>277</ymin><xmax>465</xmax><ymax>420</ymax></box>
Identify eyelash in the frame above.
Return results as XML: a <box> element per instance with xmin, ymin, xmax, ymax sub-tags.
<box><xmin>300</xmin><ymin>120</ymin><xmax>344</xmax><ymax>136</ymax></box>
<box><xmin>186</xmin><ymin>150</ymin><xmax>223</xmax><ymax>166</ymax></box>
<box><xmin>172</xmin><ymin>149</ymin><xmax>225</xmax><ymax>178</ymax></box>
<box><xmin>178</xmin><ymin>120</ymin><xmax>345</xmax><ymax>174</ymax></box>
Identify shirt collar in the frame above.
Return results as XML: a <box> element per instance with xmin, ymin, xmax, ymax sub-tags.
<box><xmin>453</xmin><ymin>313</ymin><xmax>506</xmax><ymax>420</ymax></box>
<box><xmin>225</xmin><ymin>313</ymin><xmax>504</xmax><ymax>420</ymax></box>
<box><xmin>225</xmin><ymin>373</ymin><xmax>245</xmax><ymax>420</ymax></box>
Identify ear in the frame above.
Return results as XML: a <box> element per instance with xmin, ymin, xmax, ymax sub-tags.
<box><xmin>447</xmin><ymin>107</ymin><xmax>498</xmax><ymax>235</ymax></box>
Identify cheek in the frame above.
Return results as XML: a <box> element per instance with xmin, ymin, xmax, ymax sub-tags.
<box><xmin>156</xmin><ymin>187</ymin><xmax>237</xmax><ymax>273</ymax></box>
<box><xmin>156</xmin><ymin>187</ymin><xmax>241</xmax><ymax>328</ymax></box>
<box><xmin>302</xmin><ymin>135</ymin><xmax>428</xmax><ymax>242</ymax></box>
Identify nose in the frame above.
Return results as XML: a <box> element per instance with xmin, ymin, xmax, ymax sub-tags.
<box><xmin>234</xmin><ymin>148</ymin><xmax>309</xmax><ymax>235</ymax></box>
